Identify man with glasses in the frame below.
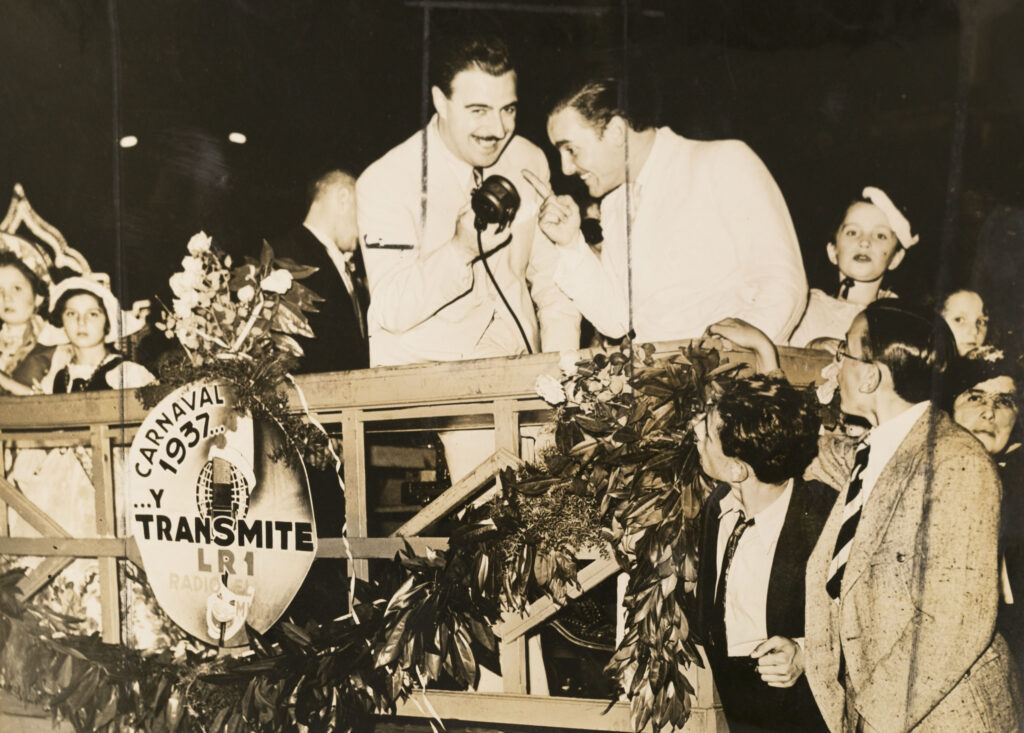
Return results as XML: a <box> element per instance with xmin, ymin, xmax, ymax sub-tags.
<box><xmin>707</xmin><ymin>304</ymin><xmax>1021</xmax><ymax>730</ymax></box>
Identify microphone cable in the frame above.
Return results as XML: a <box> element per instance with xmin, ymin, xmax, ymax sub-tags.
<box><xmin>477</xmin><ymin>228</ymin><xmax>533</xmax><ymax>354</ymax></box>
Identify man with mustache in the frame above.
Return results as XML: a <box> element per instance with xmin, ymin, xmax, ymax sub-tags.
<box><xmin>356</xmin><ymin>32</ymin><xmax>579</xmax><ymax>694</ymax></box>
<box><xmin>356</xmin><ymin>34</ymin><xmax>579</xmax><ymax>369</ymax></box>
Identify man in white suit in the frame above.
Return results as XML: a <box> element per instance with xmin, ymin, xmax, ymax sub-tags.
<box><xmin>357</xmin><ymin>34</ymin><xmax>579</xmax><ymax>368</ymax></box>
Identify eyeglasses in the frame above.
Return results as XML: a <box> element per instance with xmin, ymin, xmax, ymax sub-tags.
<box><xmin>835</xmin><ymin>339</ymin><xmax>871</xmax><ymax>364</ymax></box>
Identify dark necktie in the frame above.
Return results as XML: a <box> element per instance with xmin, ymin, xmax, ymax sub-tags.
<box><xmin>838</xmin><ymin>277</ymin><xmax>856</xmax><ymax>300</ymax></box>
<box><xmin>711</xmin><ymin>512</ymin><xmax>755</xmax><ymax>650</ymax></box>
<box><xmin>346</xmin><ymin>251</ymin><xmax>369</xmax><ymax>340</ymax></box>
<box><xmin>826</xmin><ymin>442</ymin><xmax>871</xmax><ymax>599</ymax></box>
<box><xmin>473</xmin><ymin>166</ymin><xmax>484</xmax><ymax>188</ymax></box>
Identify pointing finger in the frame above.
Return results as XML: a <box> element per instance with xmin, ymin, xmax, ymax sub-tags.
<box><xmin>521</xmin><ymin>169</ymin><xmax>554</xmax><ymax>200</ymax></box>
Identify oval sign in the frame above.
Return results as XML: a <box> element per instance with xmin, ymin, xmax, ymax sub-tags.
<box><xmin>126</xmin><ymin>380</ymin><xmax>317</xmax><ymax>646</ymax></box>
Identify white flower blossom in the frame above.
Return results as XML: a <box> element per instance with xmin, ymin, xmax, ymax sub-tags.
<box><xmin>172</xmin><ymin>289</ymin><xmax>201</xmax><ymax>318</ymax></box>
<box><xmin>181</xmin><ymin>255</ymin><xmax>204</xmax><ymax>277</ymax></box>
<box><xmin>169</xmin><ymin>272</ymin><xmax>189</xmax><ymax>298</ymax></box>
<box><xmin>260</xmin><ymin>269</ymin><xmax>293</xmax><ymax>294</ymax></box>
<box><xmin>237</xmin><ymin>285</ymin><xmax>255</xmax><ymax>303</ymax></box>
<box><xmin>816</xmin><ymin>360</ymin><xmax>840</xmax><ymax>404</ymax></box>
<box><xmin>559</xmin><ymin>350</ymin><xmax>579</xmax><ymax>377</ymax></box>
<box><xmin>535</xmin><ymin>374</ymin><xmax>566</xmax><ymax>405</ymax></box>
<box><xmin>186</xmin><ymin>231</ymin><xmax>212</xmax><ymax>255</ymax></box>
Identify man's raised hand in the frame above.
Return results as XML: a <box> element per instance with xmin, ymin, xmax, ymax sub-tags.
<box><xmin>522</xmin><ymin>168</ymin><xmax>581</xmax><ymax>247</ymax></box>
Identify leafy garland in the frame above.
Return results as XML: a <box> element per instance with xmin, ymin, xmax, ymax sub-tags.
<box><xmin>1</xmin><ymin>337</ymin><xmax>747</xmax><ymax>732</ymax></box>
<box><xmin>2</xmin><ymin>229</ymin><xmax>758</xmax><ymax>732</ymax></box>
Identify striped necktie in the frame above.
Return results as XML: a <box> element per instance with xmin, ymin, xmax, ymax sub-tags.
<box><xmin>826</xmin><ymin>441</ymin><xmax>871</xmax><ymax>599</ymax></box>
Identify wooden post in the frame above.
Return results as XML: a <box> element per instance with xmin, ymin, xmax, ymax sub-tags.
<box><xmin>91</xmin><ymin>425</ymin><xmax>121</xmax><ymax>644</ymax></box>
<box><xmin>0</xmin><ymin>439</ymin><xmax>9</xmax><ymax>538</ymax></box>
<box><xmin>491</xmin><ymin>400</ymin><xmax>534</xmax><ymax>693</ymax></box>
<box><xmin>341</xmin><ymin>410</ymin><xmax>368</xmax><ymax>580</ymax></box>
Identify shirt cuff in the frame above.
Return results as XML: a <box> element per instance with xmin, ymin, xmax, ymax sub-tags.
<box><xmin>553</xmin><ymin>233</ymin><xmax>592</xmax><ymax>290</ymax></box>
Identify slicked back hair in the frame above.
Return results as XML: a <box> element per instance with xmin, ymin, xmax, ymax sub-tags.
<box><xmin>859</xmin><ymin>299</ymin><xmax>956</xmax><ymax>405</ymax></box>
<box><xmin>550</xmin><ymin>77</ymin><xmax>657</xmax><ymax>134</ymax></box>
<box><xmin>431</xmin><ymin>34</ymin><xmax>514</xmax><ymax>98</ymax></box>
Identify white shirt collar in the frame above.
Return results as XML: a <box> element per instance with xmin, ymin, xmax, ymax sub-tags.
<box><xmin>858</xmin><ymin>401</ymin><xmax>929</xmax><ymax>503</ymax></box>
<box><xmin>718</xmin><ymin>478</ymin><xmax>794</xmax><ymax>548</ymax></box>
<box><xmin>865</xmin><ymin>401</ymin><xmax>929</xmax><ymax>455</ymax></box>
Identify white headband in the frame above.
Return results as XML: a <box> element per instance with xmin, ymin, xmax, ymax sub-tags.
<box><xmin>861</xmin><ymin>186</ymin><xmax>918</xmax><ymax>248</ymax></box>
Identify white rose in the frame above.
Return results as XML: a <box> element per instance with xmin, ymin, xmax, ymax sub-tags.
<box><xmin>237</xmin><ymin>285</ymin><xmax>255</xmax><ymax>303</ymax></box>
<box><xmin>186</xmin><ymin>231</ymin><xmax>212</xmax><ymax>255</ymax></box>
<box><xmin>260</xmin><ymin>269</ymin><xmax>293</xmax><ymax>294</ymax></box>
<box><xmin>169</xmin><ymin>272</ymin><xmax>190</xmax><ymax>298</ymax></box>
<box><xmin>181</xmin><ymin>255</ymin><xmax>204</xmax><ymax>277</ymax></box>
<box><xmin>172</xmin><ymin>290</ymin><xmax>201</xmax><ymax>318</ymax></box>
<box><xmin>534</xmin><ymin>374</ymin><xmax>566</xmax><ymax>405</ymax></box>
<box><xmin>816</xmin><ymin>360</ymin><xmax>840</xmax><ymax>404</ymax></box>
<box><xmin>558</xmin><ymin>350</ymin><xmax>579</xmax><ymax>377</ymax></box>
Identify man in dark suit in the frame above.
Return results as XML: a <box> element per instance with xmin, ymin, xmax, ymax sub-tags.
<box><xmin>693</xmin><ymin>374</ymin><xmax>834</xmax><ymax>732</ymax></box>
<box><xmin>271</xmin><ymin>169</ymin><xmax>368</xmax><ymax>374</ymax></box>
<box><xmin>272</xmin><ymin>170</ymin><xmax>369</xmax><ymax>625</ymax></box>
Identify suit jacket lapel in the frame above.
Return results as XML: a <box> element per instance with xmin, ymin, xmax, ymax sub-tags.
<box><xmin>841</xmin><ymin>407</ymin><xmax>938</xmax><ymax>597</ymax></box>
<box><xmin>767</xmin><ymin>480</ymin><xmax>808</xmax><ymax>634</ymax></box>
<box><xmin>696</xmin><ymin>484</ymin><xmax>728</xmax><ymax>643</ymax></box>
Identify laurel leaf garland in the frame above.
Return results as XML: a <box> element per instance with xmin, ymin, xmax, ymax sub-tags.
<box><xmin>0</xmin><ymin>342</ymin><xmax>747</xmax><ymax>732</ymax></box>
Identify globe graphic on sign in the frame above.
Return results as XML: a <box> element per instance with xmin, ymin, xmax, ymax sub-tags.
<box><xmin>196</xmin><ymin>452</ymin><xmax>253</xmax><ymax>522</ymax></box>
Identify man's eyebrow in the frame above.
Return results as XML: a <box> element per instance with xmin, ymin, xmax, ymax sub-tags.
<box><xmin>552</xmin><ymin>139</ymin><xmax>570</xmax><ymax>149</ymax></box>
<box><xmin>463</xmin><ymin>103</ymin><xmax>493</xmax><ymax>110</ymax></box>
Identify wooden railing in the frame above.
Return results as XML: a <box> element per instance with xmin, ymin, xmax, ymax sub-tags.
<box><xmin>0</xmin><ymin>342</ymin><xmax>830</xmax><ymax>731</ymax></box>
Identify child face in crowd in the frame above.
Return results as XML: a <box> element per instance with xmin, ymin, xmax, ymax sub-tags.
<box><xmin>61</xmin><ymin>292</ymin><xmax>108</xmax><ymax>351</ymax></box>
<box><xmin>953</xmin><ymin>375</ymin><xmax>1019</xmax><ymax>455</ymax></box>
<box><xmin>0</xmin><ymin>264</ymin><xmax>44</xmax><ymax>327</ymax></box>
<box><xmin>826</xmin><ymin>202</ymin><xmax>905</xmax><ymax>284</ymax></box>
<box><xmin>941</xmin><ymin>290</ymin><xmax>988</xmax><ymax>355</ymax></box>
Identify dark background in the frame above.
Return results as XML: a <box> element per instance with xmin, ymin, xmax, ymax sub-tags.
<box><xmin>1</xmin><ymin>0</ymin><xmax>1022</xmax><ymax>340</ymax></box>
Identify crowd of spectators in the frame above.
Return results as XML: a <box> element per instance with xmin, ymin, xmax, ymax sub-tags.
<box><xmin>1</xmin><ymin>30</ymin><xmax>1022</xmax><ymax>732</ymax></box>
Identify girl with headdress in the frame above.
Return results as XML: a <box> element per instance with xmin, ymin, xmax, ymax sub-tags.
<box><xmin>788</xmin><ymin>186</ymin><xmax>917</xmax><ymax>350</ymax></box>
<box><xmin>0</xmin><ymin>272</ymin><xmax>153</xmax><ymax>394</ymax></box>
<box><xmin>40</xmin><ymin>274</ymin><xmax>154</xmax><ymax>393</ymax></box>
<box><xmin>0</xmin><ymin>244</ymin><xmax>62</xmax><ymax>391</ymax></box>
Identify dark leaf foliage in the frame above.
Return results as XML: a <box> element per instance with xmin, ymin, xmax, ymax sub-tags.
<box><xmin>2</xmin><ymin>344</ymin><xmax>743</xmax><ymax>732</ymax></box>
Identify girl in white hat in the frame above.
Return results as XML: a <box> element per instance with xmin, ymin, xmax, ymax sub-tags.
<box><xmin>40</xmin><ymin>274</ymin><xmax>154</xmax><ymax>393</ymax></box>
<box><xmin>789</xmin><ymin>186</ymin><xmax>917</xmax><ymax>350</ymax></box>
